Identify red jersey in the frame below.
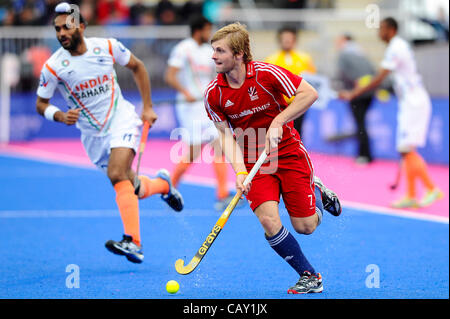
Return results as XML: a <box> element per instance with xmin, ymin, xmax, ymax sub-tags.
<box><xmin>204</xmin><ymin>61</ymin><xmax>304</xmax><ymax>167</ymax></box>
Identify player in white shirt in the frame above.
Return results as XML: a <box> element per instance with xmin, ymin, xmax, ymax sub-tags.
<box><xmin>36</xmin><ymin>3</ymin><xmax>183</xmax><ymax>264</ymax></box>
<box><xmin>165</xmin><ymin>16</ymin><xmax>235</xmax><ymax>211</ymax></box>
<box><xmin>340</xmin><ymin>17</ymin><xmax>443</xmax><ymax>208</ymax></box>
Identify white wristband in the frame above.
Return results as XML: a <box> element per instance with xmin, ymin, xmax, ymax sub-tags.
<box><xmin>44</xmin><ymin>105</ymin><xmax>61</xmax><ymax>121</ymax></box>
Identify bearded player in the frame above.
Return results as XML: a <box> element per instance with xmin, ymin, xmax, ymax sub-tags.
<box><xmin>36</xmin><ymin>3</ymin><xmax>183</xmax><ymax>264</ymax></box>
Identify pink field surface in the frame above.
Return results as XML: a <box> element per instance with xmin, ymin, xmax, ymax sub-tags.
<box><xmin>1</xmin><ymin>139</ymin><xmax>448</xmax><ymax>220</ymax></box>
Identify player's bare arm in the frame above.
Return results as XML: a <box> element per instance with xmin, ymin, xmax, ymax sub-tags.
<box><xmin>340</xmin><ymin>68</ymin><xmax>391</xmax><ymax>101</ymax></box>
<box><xmin>36</xmin><ymin>96</ymin><xmax>80</xmax><ymax>125</ymax></box>
<box><xmin>266</xmin><ymin>79</ymin><xmax>318</xmax><ymax>152</ymax></box>
<box><xmin>125</xmin><ymin>53</ymin><xmax>157</xmax><ymax>127</ymax></box>
<box><xmin>164</xmin><ymin>66</ymin><xmax>197</xmax><ymax>102</ymax></box>
<box><xmin>214</xmin><ymin>120</ymin><xmax>251</xmax><ymax>195</ymax></box>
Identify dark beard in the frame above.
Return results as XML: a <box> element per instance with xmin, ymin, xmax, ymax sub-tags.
<box><xmin>59</xmin><ymin>29</ymin><xmax>82</xmax><ymax>52</ymax></box>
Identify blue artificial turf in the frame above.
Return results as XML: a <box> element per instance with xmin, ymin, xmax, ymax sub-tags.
<box><xmin>0</xmin><ymin>155</ymin><xmax>448</xmax><ymax>299</ymax></box>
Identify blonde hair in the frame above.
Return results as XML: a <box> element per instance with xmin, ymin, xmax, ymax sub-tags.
<box><xmin>211</xmin><ymin>22</ymin><xmax>253</xmax><ymax>63</ymax></box>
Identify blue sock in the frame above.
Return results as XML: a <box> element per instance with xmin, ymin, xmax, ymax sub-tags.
<box><xmin>315</xmin><ymin>186</ymin><xmax>324</xmax><ymax>225</ymax></box>
<box><xmin>266</xmin><ymin>226</ymin><xmax>315</xmax><ymax>275</ymax></box>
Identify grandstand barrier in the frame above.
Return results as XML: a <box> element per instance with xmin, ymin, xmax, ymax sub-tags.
<box><xmin>8</xmin><ymin>90</ymin><xmax>449</xmax><ymax>165</ymax></box>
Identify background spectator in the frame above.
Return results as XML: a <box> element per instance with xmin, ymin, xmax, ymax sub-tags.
<box><xmin>139</xmin><ymin>7</ymin><xmax>156</xmax><ymax>26</ymax></box>
<box><xmin>79</xmin><ymin>0</ymin><xmax>95</xmax><ymax>25</ymax></box>
<box><xmin>129</xmin><ymin>0</ymin><xmax>147</xmax><ymax>26</ymax></box>
<box><xmin>96</xmin><ymin>0</ymin><xmax>130</xmax><ymax>25</ymax></box>
<box><xmin>155</xmin><ymin>0</ymin><xmax>178</xmax><ymax>25</ymax></box>
<box><xmin>1</xmin><ymin>7</ymin><xmax>15</xmax><ymax>26</ymax></box>
<box><xmin>179</xmin><ymin>0</ymin><xmax>204</xmax><ymax>23</ymax></box>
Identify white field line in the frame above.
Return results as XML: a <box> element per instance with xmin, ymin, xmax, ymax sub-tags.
<box><xmin>0</xmin><ymin>207</ymin><xmax>447</xmax><ymax>224</ymax></box>
<box><xmin>1</xmin><ymin>147</ymin><xmax>448</xmax><ymax>224</ymax></box>
<box><xmin>341</xmin><ymin>200</ymin><xmax>448</xmax><ymax>224</ymax></box>
<box><xmin>0</xmin><ymin>209</ymin><xmax>253</xmax><ymax>218</ymax></box>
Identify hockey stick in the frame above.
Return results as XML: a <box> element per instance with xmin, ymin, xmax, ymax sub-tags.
<box><xmin>134</xmin><ymin>120</ymin><xmax>150</xmax><ymax>194</ymax></box>
<box><xmin>389</xmin><ymin>159</ymin><xmax>402</xmax><ymax>190</ymax></box>
<box><xmin>175</xmin><ymin>151</ymin><xmax>268</xmax><ymax>275</ymax></box>
<box><xmin>325</xmin><ymin>132</ymin><xmax>357</xmax><ymax>142</ymax></box>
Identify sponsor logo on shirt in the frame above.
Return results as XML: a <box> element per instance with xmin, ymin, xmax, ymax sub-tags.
<box><xmin>73</xmin><ymin>74</ymin><xmax>112</xmax><ymax>99</ymax></box>
<box><xmin>224</xmin><ymin>99</ymin><xmax>234</xmax><ymax>108</ymax></box>
<box><xmin>248</xmin><ymin>86</ymin><xmax>259</xmax><ymax>101</ymax></box>
<box><xmin>228</xmin><ymin>102</ymin><xmax>270</xmax><ymax>119</ymax></box>
<box><xmin>61</xmin><ymin>59</ymin><xmax>70</xmax><ymax>67</ymax></box>
<box><xmin>93</xmin><ymin>47</ymin><xmax>101</xmax><ymax>55</ymax></box>
<box><xmin>75</xmin><ymin>74</ymin><xmax>110</xmax><ymax>91</ymax></box>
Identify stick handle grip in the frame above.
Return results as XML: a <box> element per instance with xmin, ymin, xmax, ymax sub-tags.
<box><xmin>242</xmin><ymin>151</ymin><xmax>267</xmax><ymax>187</ymax></box>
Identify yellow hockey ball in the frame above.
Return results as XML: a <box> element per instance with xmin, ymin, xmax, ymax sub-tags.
<box><xmin>358</xmin><ymin>74</ymin><xmax>372</xmax><ymax>87</ymax></box>
<box><xmin>166</xmin><ymin>280</ymin><xmax>179</xmax><ymax>294</ymax></box>
<box><xmin>376</xmin><ymin>89</ymin><xmax>391</xmax><ymax>102</ymax></box>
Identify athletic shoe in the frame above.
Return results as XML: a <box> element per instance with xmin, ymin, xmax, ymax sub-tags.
<box><xmin>314</xmin><ymin>176</ymin><xmax>342</xmax><ymax>216</ymax></box>
<box><xmin>105</xmin><ymin>235</ymin><xmax>144</xmax><ymax>264</ymax></box>
<box><xmin>419</xmin><ymin>188</ymin><xmax>444</xmax><ymax>207</ymax></box>
<box><xmin>214</xmin><ymin>194</ymin><xmax>246</xmax><ymax>212</ymax></box>
<box><xmin>287</xmin><ymin>271</ymin><xmax>323</xmax><ymax>294</ymax></box>
<box><xmin>391</xmin><ymin>197</ymin><xmax>419</xmax><ymax>209</ymax></box>
<box><xmin>156</xmin><ymin>169</ymin><xmax>184</xmax><ymax>212</ymax></box>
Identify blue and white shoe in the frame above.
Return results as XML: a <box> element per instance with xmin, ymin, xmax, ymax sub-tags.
<box><xmin>156</xmin><ymin>169</ymin><xmax>184</xmax><ymax>212</ymax></box>
<box><xmin>314</xmin><ymin>176</ymin><xmax>342</xmax><ymax>216</ymax></box>
<box><xmin>105</xmin><ymin>235</ymin><xmax>144</xmax><ymax>264</ymax></box>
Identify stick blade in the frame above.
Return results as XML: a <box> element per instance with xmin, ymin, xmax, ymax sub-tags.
<box><xmin>175</xmin><ymin>258</ymin><xmax>198</xmax><ymax>275</ymax></box>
